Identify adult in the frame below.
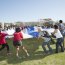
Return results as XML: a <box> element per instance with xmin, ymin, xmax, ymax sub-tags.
<box><xmin>58</xmin><ymin>20</ymin><xmax>65</xmax><ymax>48</ymax></box>
<box><xmin>58</xmin><ymin>20</ymin><xmax>65</xmax><ymax>35</ymax></box>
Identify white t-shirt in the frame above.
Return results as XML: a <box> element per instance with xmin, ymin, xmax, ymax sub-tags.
<box><xmin>54</xmin><ymin>29</ymin><xmax>63</xmax><ymax>39</ymax></box>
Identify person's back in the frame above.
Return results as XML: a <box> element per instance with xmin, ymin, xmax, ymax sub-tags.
<box><xmin>58</xmin><ymin>20</ymin><xmax>65</xmax><ymax>35</ymax></box>
<box><xmin>42</xmin><ymin>31</ymin><xmax>51</xmax><ymax>42</ymax></box>
<box><xmin>54</xmin><ymin>29</ymin><xmax>63</xmax><ymax>39</ymax></box>
<box><xmin>13</xmin><ymin>32</ymin><xmax>23</xmax><ymax>41</ymax></box>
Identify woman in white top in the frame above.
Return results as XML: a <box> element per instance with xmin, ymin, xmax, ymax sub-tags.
<box><xmin>52</xmin><ymin>25</ymin><xmax>64</xmax><ymax>53</ymax></box>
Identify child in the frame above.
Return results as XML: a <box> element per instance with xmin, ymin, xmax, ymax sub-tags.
<box><xmin>0</xmin><ymin>29</ymin><xmax>11</xmax><ymax>55</ymax></box>
<box><xmin>52</xmin><ymin>25</ymin><xmax>64</xmax><ymax>53</ymax></box>
<box><xmin>38</xmin><ymin>28</ymin><xmax>53</xmax><ymax>54</ymax></box>
<box><xmin>13</xmin><ymin>27</ymin><xmax>29</xmax><ymax>58</ymax></box>
<box><xmin>41</xmin><ymin>31</ymin><xmax>53</xmax><ymax>54</ymax></box>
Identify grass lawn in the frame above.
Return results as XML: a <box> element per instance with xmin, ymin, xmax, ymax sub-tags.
<box><xmin>0</xmin><ymin>38</ymin><xmax>65</xmax><ymax>65</ymax></box>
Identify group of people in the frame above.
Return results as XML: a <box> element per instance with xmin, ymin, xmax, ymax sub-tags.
<box><xmin>0</xmin><ymin>20</ymin><xmax>65</xmax><ymax>59</ymax></box>
<box><xmin>39</xmin><ymin>20</ymin><xmax>65</xmax><ymax>54</ymax></box>
<box><xmin>0</xmin><ymin>27</ymin><xmax>29</xmax><ymax>58</ymax></box>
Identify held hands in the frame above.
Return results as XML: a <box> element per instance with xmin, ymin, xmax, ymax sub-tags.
<box><xmin>51</xmin><ymin>33</ymin><xmax>56</xmax><ymax>38</ymax></box>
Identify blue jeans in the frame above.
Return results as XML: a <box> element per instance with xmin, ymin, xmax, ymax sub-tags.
<box><xmin>56</xmin><ymin>38</ymin><xmax>64</xmax><ymax>53</ymax></box>
<box><xmin>60</xmin><ymin>30</ymin><xmax>65</xmax><ymax>48</ymax></box>
<box><xmin>42</xmin><ymin>41</ymin><xmax>53</xmax><ymax>53</ymax></box>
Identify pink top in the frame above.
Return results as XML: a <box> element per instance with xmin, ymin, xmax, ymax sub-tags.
<box><xmin>0</xmin><ymin>32</ymin><xmax>8</xmax><ymax>44</ymax></box>
<box><xmin>13</xmin><ymin>32</ymin><xmax>23</xmax><ymax>41</ymax></box>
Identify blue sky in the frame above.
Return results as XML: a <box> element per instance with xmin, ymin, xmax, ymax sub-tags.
<box><xmin>0</xmin><ymin>0</ymin><xmax>65</xmax><ymax>23</ymax></box>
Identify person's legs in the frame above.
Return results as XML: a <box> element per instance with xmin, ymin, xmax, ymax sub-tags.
<box><xmin>59</xmin><ymin>38</ymin><xmax>64</xmax><ymax>52</ymax></box>
<box><xmin>42</xmin><ymin>42</ymin><xmax>48</xmax><ymax>53</ymax></box>
<box><xmin>13</xmin><ymin>41</ymin><xmax>21</xmax><ymax>58</ymax></box>
<box><xmin>16</xmin><ymin>46</ymin><xmax>20</xmax><ymax>57</ymax></box>
<box><xmin>0</xmin><ymin>44</ymin><xmax>11</xmax><ymax>55</ymax></box>
<box><xmin>5</xmin><ymin>43</ymin><xmax>10</xmax><ymax>53</ymax></box>
<box><xmin>56</xmin><ymin>40</ymin><xmax>59</xmax><ymax>53</ymax></box>
<box><xmin>60</xmin><ymin>31</ymin><xmax>64</xmax><ymax>48</ymax></box>
<box><xmin>22</xmin><ymin>46</ymin><xmax>30</xmax><ymax>56</ymax></box>
<box><xmin>47</xmin><ymin>42</ymin><xmax>53</xmax><ymax>53</ymax></box>
<box><xmin>19</xmin><ymin>40</ymin><xmax>30</xmax><ymax>56</ymax></box>
<box><xmin>59</xmin><ymin>43</ymin><xmax>64</xmax><ymax>52</ymax></box>
<box><xmin>0</xmin><ymin>44</ymin><xmax>5</xmax><ymax>51</ymax></box>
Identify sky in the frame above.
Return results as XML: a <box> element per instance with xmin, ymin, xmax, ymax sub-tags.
<box><xmin>0</xmin><ymin>0</ymin><xmax>65</xmax><ymax>23</ymax></box>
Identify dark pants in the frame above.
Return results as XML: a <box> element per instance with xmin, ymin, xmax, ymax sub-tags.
<box><xmin>42</xmin><ymin>41</ymin><xmax>53</xmax><ymax>53</ymax></box>
<box><xmin>56</xmin><ymin>38</ymin><xmax>64</xmax><ymax>53</ymax></box>
<box><xmin>0</xmin><ymin>43</ymin><xmax>9</xmax><ymax>53</ymax></box>
<box><xmin>60</xmin><ymin>30</ymin><xmax>65</xmax><ymax>48</ymax></box>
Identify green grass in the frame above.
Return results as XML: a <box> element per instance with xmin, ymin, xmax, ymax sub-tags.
<box><xmin>0</xmin><ymin>38</ymin><xmax>65</xmax><ymax>65</ymax></box>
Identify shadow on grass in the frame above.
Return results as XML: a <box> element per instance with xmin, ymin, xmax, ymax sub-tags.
<box><xmin>6</xmin><ymin>49</ymin><xmax>58</xmax><ymax>64</ymax></box>
<box><xmin>0</xmin><ymin>38</ymin><xmax>64</xmax><ymax>64</ymax></box>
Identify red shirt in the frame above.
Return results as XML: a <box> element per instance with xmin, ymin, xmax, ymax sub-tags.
<box><xmin>0</xmin><ymin>32</ymin><xmax>8</xmax><ymax>44</ymax></box>
<box><xmin>13</xmin><ymin>32</ymin><xmax>23</xmax><ymax>41</ymax></box>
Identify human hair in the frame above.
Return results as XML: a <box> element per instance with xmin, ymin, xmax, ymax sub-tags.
<box><xmin>59</xmin><ymin>20</ymin><xmax>63</xmax><ymax>23</ymax></box>
<box><xmin>15</xmin><ymin>27</ymin><xmax>21</xmax><ymax>32</ymax></box>
<box><xmin>54</xmin><ymin>25</ymin><xmax>58</xmax><ymax>29</ymax></box>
